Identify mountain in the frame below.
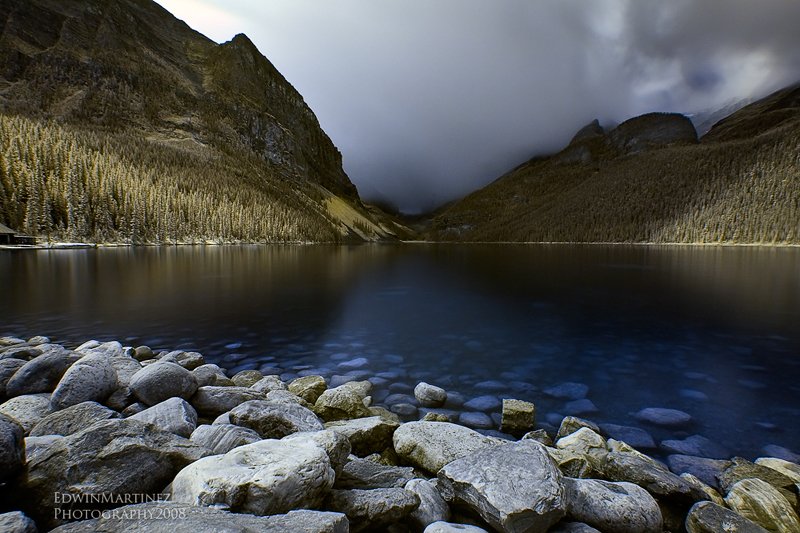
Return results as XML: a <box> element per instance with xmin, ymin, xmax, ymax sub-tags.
<box><xmin>0</xmin><ymin>0</ymin><xmax>410</xmax><ymax>243</ymax></box>
<box><xmin>425</xmin><ymin>84</ymin><xmax>800</xmax><ymax>244</ymax></box>
<box><xmin>689</xmin><ymin>97</ymin><xmax>753</xmax><ymax>136</ymax></box>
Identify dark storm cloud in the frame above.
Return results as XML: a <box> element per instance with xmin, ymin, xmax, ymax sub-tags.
<box><xmin>158</xmin><ymin>0</ymin><xmax>800</xmax><ymax>213</ymax></box>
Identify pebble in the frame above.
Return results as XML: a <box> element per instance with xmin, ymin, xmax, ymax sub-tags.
<box><xmin>463</xmin><ymin>395</ymin><xmax>501</xmax><ymax>412</ymax></box>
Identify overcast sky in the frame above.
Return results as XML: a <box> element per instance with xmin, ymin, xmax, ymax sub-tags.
<box><xmin>155</xmin><ymin>0</ymin><xmax>800</xmax><ymax>213</ymax></box>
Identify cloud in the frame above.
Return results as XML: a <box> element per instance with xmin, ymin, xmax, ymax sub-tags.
<box><xmin>155</xmin><ymin>0</ymin><xmax>800</xmax><ymax>213</ymax></box>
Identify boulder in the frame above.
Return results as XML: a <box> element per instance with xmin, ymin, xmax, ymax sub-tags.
<box><xmin>0</xmin><ymin>414</ymin><xmax>24</xmax><ymax>481</ymax></box>
<box><xmin>266</xmin><ymin>389</ymin><xmax>313</xmax><ymax>409</ymax></box>
<box><xmin>393</xmin><ymin>421</ymin><xmax>499</xmax><ymax>473</ymax></box>
<box><xmin>324</xmin><ymin>488</ymin><xmax>419</xmax><ymax>532</ymax></box>
<box><xmin>667</xmin><ymin>454</ymin><xmax>731</xmax><ymax>490</ymax></box>
<box><xmin>563</xmin><ymin>477</ymin><xmax>662</xmax><ymax>533</ymax></box>
<box><xmin>252</xmin><ymin>375</ymin><xmax>288</xmax><ymax>394</ymax></box>
<box><xmin>686</xmin><ymin>501</ymin><xmax>769</xmax><ymax>533</ymax></box>
<box><xmin>424</xmin><ymin>522</ymin><xmax>488</xmax><ymax>533</ymax></box>
<box><xmin>405</xmin><ymin>478</ymin><xmax>451</xmax><ymax>529</ymax></box>
<box><xmin>77</xmin><ymin>341</ymin><xmax>124</xmax><ymax>358</ymax></box>
<box><xmin>0</xmin><ymin>345</ymin><xmax>42</xmax><ymax>361</ymax></box>
<box><xmin>634</xmin><ymin>407</ymin><xmax>692</xmax><ymax>428</ymax></box>
<box><xmin>414</xmin><ymin>382</ymin><xmax>447</xmax><ymax>408</ymax></box>
<box><xmin>325</xmin><ymin>416</ymin><xmax>399</xmax><ymax>456</ymax></box>
<box><xmin>50</xmin><ymin>355</ymin><xmax>118</xmax><ymax>410</ymax></box>
<box><xmin>289</xmin><ymin>375</ymin><xmax>328</xmax><ymax>403</ymax></box>
<box><xmin>680</xmin><ymin>473</ymin><xmax>726</xmax><ymax>506</ymax></box>
<box><xmin>283</xmin><ymin>430</ymin><xmax>352</xmax><ymax>476</ymax></box>
<box><xmin>557</xmin><ymin>416</ymin><xmax>600</xmax><ymax>439</ymax></box>
<box><xmin>500</xmin><ymin>399</ymin><xmax>536</xmax><ymax>435</ymax></box>
<box><xmin>129</xmin><ymin>362</ymin><xmax>197</xmax><ymax>406</ymax></box>
<box><xmin>603</xmin><ymin>451</ymin><xmax>706</xmax><ymax>503</ymax></box>
<box><xmin>725</xmin><ymin>478</ymin><xmax>800</xmax><ymax>533</ymax></box>
<box><xmin>718</xmin><ymin>457</ymin><xmax>798</xmax><ymax>501</ymax></box>
<box><xmin>556</xmin><ymin>428</ymin><xmax>608</xmax><ymax>467</ymax></box>
<box><xmin>107</xmin><ymin>356</ymin><xmax>142</xmax><ymax>388</ymax></box>
<box><xmin>231</xmin><ymin>370</ymin><xmax>263</xmax><ymax>387</ymax></box>
<box><xmin>547</xmin><ymin>447</ymin><xmax>594</xmax><ymax>478</ymax></box>
<box><xmin>335</xmin><ymin>457</ymin><xmax>415</xmax><ymax>489</ymax></box>
<box><xmin>189</xmin><ymin>423</ymin><xmax>260</xmax><ymax>454</ymax></box>
<box><xmin>132</xmin><ymin>345</ymin><xmax>154</xmax><ymax>361</ymax></box>
<box><xmin>191</xmin><ymin>364</ymin><xmax>233</xmax><ymax>387</ymax></box>
<box><xmin>0</xmin><ymin>359</ymin><xmax>26</xmax><ymax>397</ymax></box>
<box><xmin>48</xmin><ymin>502</ymin><xmax>348</xmax><ymax>533</ymax></box>
<box><xmin>190</xmin><ymin>386</ymin><xmax>266</xmax><ymax>417</ymax></box>
<box><xmin>0</xmin><ymin>394</ymin><xmax>52</xmax><ymax>434</ymax></box>
<box><xmin>19</xmin><ymin>419</ymin><xmax>209</xmax><ymax>527</ymax></box>
<box><xmin>129</xmin><ymin>397</ymin><xmax>198</xmax><ymax>437</ymax></box>
<box><xmin>160</xmin><ymin>351</ymin><xmax>204</xmax><ymax>370</ymax></box>
<box><xmin>170</xmin><ymin>438</ymin><xmax>334</xmax><ymax>515</ymax></box>
<box><xmin>0</xmin><ymin>511</ymin><xmax>37</xmax><ymax>533</ymax></box>
<box><xmin>229</xmin><ymin>399</ymin><xmax>323</xmax><ymax>438</ymax></box>
<box><xmin>755</xmin><ymin>457</ymin><xmax>800</xmax><ymax>484</ymax></box>
<box><xmin>314</xmin><ymin>386</ymin><xmax>372</xmax><ymax>421</ymax></box>
<box><xmin>5</xmin><ymin>347</ymin><xmax>77</xmax><ymax>397</ymax></box>
<box><xmin>30</xmin><ymin>401</ymin><xmax>118</xmax><ymax>437</ymax></box>
<box><xmin>438</xmin><ymin>440</ymin><xmax>567</xmax><ymax>533</ymax></box>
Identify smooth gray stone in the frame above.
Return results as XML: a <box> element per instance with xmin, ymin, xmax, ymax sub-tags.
<box><xmin>48</xmin><ymin>503</ymin><xmax>348</xmax><ymax>533</ymax></box>
<box><xmin>604</xmin><ymin>451</ymin><xmax>707</xmax><ymax>503</ymax></box>
<box><xmin>50</xmin><ymin>355</ymin><xmax>118</xmax><ymax>410</ymax></box>
<box><xmin>0</xmin><ymin>511</ymin><xmax>37</xmax><ymax>533</ymax></box>
<box><xmin>5</xmin><ymin>347</ymin><xmax>77</xmax><ymax>397</ymax></box>
<box><xmin>462</xmin><ymin>395</ymin><xmax>501</xmax><ymax>412</ymax></box>
<box><xmin>189</xmin><ymin>423</ymin><xmax>260</xmax><ymax>454</ymax></box>
<box><xmin>424</xmin><ymin>522</ymin><xmax>488</xmax><ymax>533</ymax></box>
<box><xmin>661</xmin><ymin>435</ymin><xmax>730</xmax><ymax>459</ymax></box>
<box><xmin>0</xmin><ymin>358</ymin><xmax>26</xmax><ymax>398</ymax></box>
<box><xmin>390</xmin><ymin>403</ymin><xmax>419</xmax><ymax>417</ymax></box>
<box><xmin>229</xmin><ymin>399</ymin><xmax>322</xmax><ymax>438</ymax></box>
<box><xmin>563</xmin><ymin>477</ymin><xmax>662</xmax><ymax>533</ymax></box>
<box><xmin>458</xmin><ymin>411</ymin><xmax>494</xmax><ymax>429</ymax></box>
<box><xmin>250</xmin><ymin>375</ymin><xmax>287</xmax><ymax>393</ymax></box>
<box><xmin>129</xmin><ymin>362</ymin><xmax>198</xmax><ymax>406</ymax></box>
<box><xmin>0</xmin><ymin>346</ymin><xmax>41</xmax><ymax>361</ymax></box>
<box><xmin>438</xmin><ymin>440</ymin><xmax>566</xmax><ymax>533</ymax></box>
<box><xmin>634</xmin><ymin>407</ymin><xmax>692</xmax><ymax>428</ymax></box>
<box><xmin>325</xmin><ymin>416</ymin><xmax>399</xmax><ymax>457</ymax></box>
<box><xmin>393</xmin><ymin>421</ymin><xmax>500</xmax><ymax>473</ymax></box>
<box><xmin>76</xmin><ymin>341</ymin><xmax>124</xmax><ymax>359</ymax></box>
<box><xmin>283</xmin><ymin>430</ymin><xmax>352</xmax><ymax>476</ymax></box>
<box><xmin>686</xmin><ymin>501</ymin><xmax>769</xmax><ymax>533</ymax></box>
<box><xmin>544</xmin><ymin>382</ymin><xmax>589</xmax><ymax>400</ymax></box>
<box><xmin>667</xmin><ymin>454</ymin><xmax>731</xmax><ymax>490</ymax></box>
<box><xmin>130</xmin><ymin>397</ymin><xmax>198</xmax><ymax>437</ymax></box>
<box><xmin>190</xmin><ymin>386</ymin><xmax>266</xmax><ymax>417</ymax></box>
<box><xmin>335</xmin><ymin>457</ymin><xmax>414</xmax><ymax>489</ymax></box>
<box><xmin>30</xmin><ymin>401</ymin><xmax>119</xmax><ymax>437</ymax></box>
<box><xmin>0</xmin><ymin>394</ymin><xmax>52</xmax><ymax>434</ymax></box>
<box><xmin>191</xmin><ymin>364</ymin><xmax>233</xmax><ymax>387</ymax></box>
<box><xmin>107</xmin><ymin>355</ymin><xmax>142</xmax><ymax>387</ymax></box>
<box><xmin>324</xmin><ymin>488</ymin><xmax>420</xmax><ymax>533</ymax></box>
<box><xmin>415</xmin><ymin>382</ymin><xmax>448</xmax><ymax>408</ymax></box>
<box><xmin>600</xmin><ymin>423</ymin><xmax>656</xmax><ymax>449</ymax></box>
<box><xmin>170</xmin><ymin>438</ymin><xmax>334</xmax><ymax>516</ymax></box>
<box><xmin>405</xmin><ymin>478</ymin><xmax>451</xmax><ymax>529</ymax></box>
<box><xmin>0</xmin><ymin>414</ymin><xmax>24</xmax><ymax>481</ymax></box>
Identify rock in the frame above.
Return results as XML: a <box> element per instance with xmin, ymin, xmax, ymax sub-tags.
<box><xmin>0</xmin><ymin>394</ymin><xmax>52</xmax><ymax>434</ymax></box>
<box><xmin>283</xmin><ymin>430</ymin><xmax>352</xmax><ymax>476</ymax></box>
<box><xmin>458</xmin><ymin>411</ymin><xmax>493</xmax><ymax>429</ymax></box>
<box><xmin>523</xmin><ymin>429</ymin><xmax>554</xmax><ymax>446</ymax></box>
<box><xmin>686</xmin><ymin>501</ymin><xmax>770</xmax><ymax>533</ymax></box>
<box><xmin>5</xmin><ymin>347</ymin><xmax>77</xmax><ymax>397</ymax></box>
<box><xmin>599</xmin><ymin>424</ymin><xmax>656</xmax><ymax>449</ymax></box>
<box><xmin>755</xmin><ymin>457</ymin><xmax>800</xmax><ymax>484</ymax></box>
<box><xmin>718</xmin><ymin>457</ymin><xmax>798</xmax><ymax>499</ymax></box>
<box><xmin>335</xmin><ymin>457</ymin><xmax>414</xmax><ymax>489</ymax></box>
<box><xmin>462</xmin><ymin>395</ymin><xmax>501</xmax><ymax>412</ymax></box>
<box><xmin>604</xmin><ymin>451</ymin><xmax>706</xmax><ymax>503</ymax></box>
<box><xmin>0</xmin><ymin>511</ymin><xmax>37</xmax><ymax>533</ymax></box>
<box><xmin>544</xmin><ymin>382</ymin><xmax>589</xmax><ymax>400</ymax></box>
<box><xmin>369</xmin><ymin>406</ymin><xmax>402</xmax><ymax>424</ymax></box>
<box><xmin>48</xmin><ymin>502</ymin><xmax>348</xmax><ymax>533</ymax></box>
<box><xmin>547</xmin><ymin>447</ymin><xmax>594</xmax><ymax>478</ymax></box>
<box><xmin>406</xmin><ymin>478</ymin><xmax>451</xmax><ymax>529</ymax></box>
<box><xmin>107</xmin><ymin>356</ymin><xmax>143</xmax><ymax>387</ymax></box>
<box><xmin>634</xmin><ymin>407</ymin><xmax>692</xmax><ymax>428</ymax></box>
<box><xmin>667</xmin><ymin>454</ymin><xmax>731</xmax><ymax>490</ymax></box>
<box><xmin>0</xmin><ymin>336</ymin><xmax>26</xmax><ymax>346</ymax></box>
<box><xmin>170</xmin><ymin>438</ymin><xmax>334</xmax><ymax>515</ymax></box>
<box><xmin>725</xmin><ymin>478</ymin><xmax>800</xmax><ymax>533</ymax></box>
<box><xmin>762</xmin><ymin>445</ymin><xmax>800</xmax><ymax>464</ymax></box>
<box><xmin>133</xmin><ymin>345</ymin><xmax>154</xmax><ymax>361</ymax></box>
<box><xmin>129</xmin><ymin>397</ymin><xmax>198</xmax><ymax>437</ymax></box>
<box><xmin>231</xmin><ymin>369</ymin><xmax>263</xmax><ymax>387</ymax></box>
<box><xmin>681</xmin><ymin>473</ymin><xmax>726</xmax><ymax>506</ymax></box>
<box><xmin>30</xmin><ymin>401</ymin><xmax>118</xmax><ymax>437</ymax></box>
<box><xmin>191</xmin><ymin>364</ymin><xmax>233</xmax><ymax>387</ymax></box>
<box><xmin>438</xmin><ymin>440</ymin><xmax>566</xmax><ymax>532</ymax></box>
<box><xmin>0</xmin><ymin>414</ymin><xmax>24</xmax><ymax>481</ymax></box>
<box><xmin>74</xmin><ymin>340</ymin><xmax>101</xmax><ymax>351</ymax></box>
<box><xmin>661</xmin><ymin>435</ymin><xmax>730</xmax><ymax>459</ymax></box>
<box><xmin>289</xmin><ymin>375</ymin><xmax>327</xmax><ymax>403</ymax></box>
<box><xmin>563</xmin><ymin>477</ymin><xmax>662</xmax><ymax>533</ymax></box>
<box><xmin>0</xmin><ymin>345</ymin><xmax>42</xmax><ymax>361</ymax></box>
<box><xmin>162</xmin><ymin>351</ymin><xmax>205</xmax><ymax>370</ymax></box>
<box><xmin>414</xmin><ymin>382</ymin><xmax>447</xmax><ymax>408</ymax></box>
<box><xmin>50</xmin><ymin>355</ymin><xmax>118</xmax><ymax>410</ymax></box>
<box><xmin>189</xmin><ymin>423</ymin><xmax>261</xmax><ymax>454</ymax></box>
<box><xmin>393</xmin><ymin>421</ymin><xmax>499</xmax><ymax>473</ymax></box>
<box><xmin>190</xmin><ymin>386</ymin><xmax>266</xmax><ymax>417</ymax></box>
<box><xmin>77</xmin><ymin>341</ymin><xmax>124</xmax><ymax>358</ymax></box>
<box><xmin>325</xmin><ymin>416</ymin><xmax>399</xmax><ymax>456</ymax></box>
<box><xmin>20</xmin><ymin>419</ymin><xmax>209</xmax><ymax>527</ymax></box>
<box><xmin>549</xmin><ymin>523</ymin><xmax>601</xmax><ymax>533</ymax></box>
<box><xmin>423</xmin><ymin>412</ymin><xmax>453</xmax><ymax>422</ymax></box>
<box><xmin>314</xmin><ymin>386</ymin><xmax>372</xmax><ymax>421</ymax></box>
<box><xmin>391</xmin><ymin>403</ymin><xmax>419</xmax><ymax>417</ymax></box>
<box><xmin>556</xmin><ymin>427</ymin><xmax>608</xmax><ymax>469</ymax></box>
<box><xmin>609</xmin><ymin>112</ymin><xmax>698</xmax><ymax>154</ymax></box>
<box><xmin>337</xmin><ymin>357</ymin><xmax>369</xmax><ymax>370</ymax></box>
<box><xmin>0</xmin><ymin>358</ymin><xmax>26</xmax><ymax>398</ymax></box>
<box><xmin>424</xmin><ymin>522</ymin><xmax>488</xmax><ymax>533</ymax></box>
<box><xmin>324</xmin><ymin>488</ymin><xmax>419</xmax><ymax>532</ymax></box>
<box><xmin>557</xmin><ymin>416</ymin><xmax>600</xmax><ymax>439</ymax></box>
<box><xmin>266</xmin><ymin>389</ymin><xmax>314</xmax><ymax>409</ymax></box>
<box><xmin>564</xmin><ymin>399</ymin><xmax>598</xmax><ymax>416</ymax></box>
<box><xmin>129</xmin><ymin>362</ymin><xmax>198</xmax><ymax>406</ymax></box>
<box><xmin>500</xmin><ymin>399</ymin><xmax>535</xmax><ymax>435</ymax></box>
<box><xmin>229</xmin><ymin>399</ymin><xmax>323</xmax><ymax>438</ymax></box>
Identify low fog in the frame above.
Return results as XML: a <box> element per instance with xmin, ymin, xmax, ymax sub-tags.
<box><xmin>156</xmin><ymin>0</ymin><xmax>800</xmax><ymax>213</ymax></box>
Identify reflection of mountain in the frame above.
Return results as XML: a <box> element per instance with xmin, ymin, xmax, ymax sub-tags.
<box><xmin>0</xmin><ymin>0</ymin><xmax>408</xmax><ymax>242</ymax></box>
<box><xmin>426</xmin><ymin>83</ymin><xmax>800</xmax><ymax>245</ymax></box>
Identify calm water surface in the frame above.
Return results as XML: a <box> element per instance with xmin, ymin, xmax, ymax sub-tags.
<box><xmin>2</xmin><ymin>244</ymin><xmax>799</xmax><ymax>459</ymax></box>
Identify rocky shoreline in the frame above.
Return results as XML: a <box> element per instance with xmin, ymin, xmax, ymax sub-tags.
<box><xmin>0</xmin><ymin>336</ymin><xmax>798</xmax><ymax>533</ymax></box>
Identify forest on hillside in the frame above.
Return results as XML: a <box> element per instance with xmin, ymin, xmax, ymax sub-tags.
<box><xmin>0</xmin><ymin>114</ymin><xmax>346</xmax><ymax>244</ymax></box>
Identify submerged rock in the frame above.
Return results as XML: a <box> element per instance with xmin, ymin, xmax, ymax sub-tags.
<box><xmin>666</xmin><ymin>454</ymin><xmax>731</xmax><ymax>490</ymax></box>
<box><xmin>129</xmin><ymin>362</ymin><xmax>197</xmax><ymax>406</ymax></box>
<box><xmin>599</xmin><ymin>424</ymin><xmax>655</xmax><ymax>450</ymax></box>
<box><xmin>462</xmin><ymin>395</ymin><xmax>501</xmax><ymax>412</ymax></box>
<box><xmin>686</xmin><ymin>501</ymin><xmax>769</xmax><ymax>533</ymax></box>
<box><xmin>324</xmin><ymin>488</ymin><xmax>419</xmax><ymax>532</ymax></box>
<box><xmin>544</xmin><ymin>382</ymin><xmax>589</xmax><ymax>400</ymax></box>
<box><xmin>438</xmin><ymin>440</ymin><xmax>566</xmax><ymax>533</ymax></box>
<box><xmin>661</xmin><ymin>435</ymin><xmax>730</xmax><ymax>459</ymax></box>
<box><xmin>393</xmin><ymin>421</ymin><xmax>499</xmax><ymax>473</ymax></box>
<box><xmin>634</xmin><ymin>407</ymin><xmax>692</xmax><ymax>428</ymax></box>
<box><xmin>563</xmin><ymin>477</ymin><xmax>662</xmax><ymax>533</ymax></box>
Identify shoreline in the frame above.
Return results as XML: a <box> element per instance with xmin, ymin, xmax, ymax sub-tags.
<box><xmin>1</xmin><ymin>334</ymin><xmax>798</xmax><ymax>532</ymax></box>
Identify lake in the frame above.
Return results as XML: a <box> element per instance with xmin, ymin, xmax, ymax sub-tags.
<box><xmin>2</xmin><ymin>244</ymin><xmax>799</xmax><ymax>460</ymax></box>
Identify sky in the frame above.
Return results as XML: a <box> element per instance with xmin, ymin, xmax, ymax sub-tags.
<box><xmin>155</xmin><ymin>0</ymin><xmax>800</xmax><ymax>213</ymax></box>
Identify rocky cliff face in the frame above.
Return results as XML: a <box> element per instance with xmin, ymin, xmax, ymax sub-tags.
<box><xmin>0</xmin><ymin>0</ymin><xmax>356</xmax><ymax>197</ymax></box>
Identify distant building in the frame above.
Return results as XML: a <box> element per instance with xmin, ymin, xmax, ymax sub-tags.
<box><xmin>0</xmin><ymin>223</ymin><xmax>36</xmax><ymax>245</ymax></box>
